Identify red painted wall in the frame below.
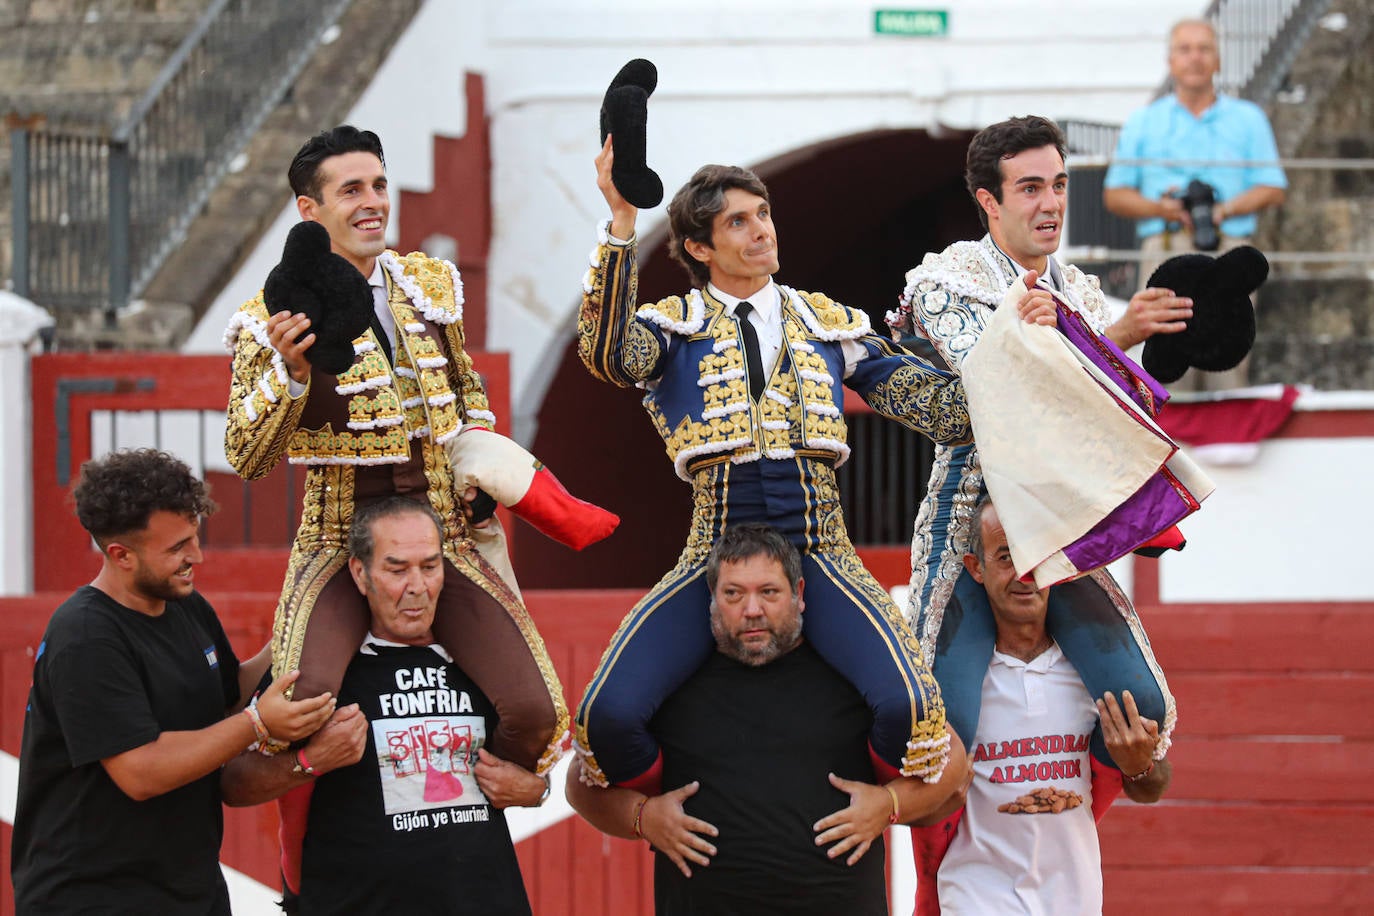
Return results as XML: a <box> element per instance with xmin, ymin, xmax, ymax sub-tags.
<box><xmin>27</xmin><ymin>350</ymin><xmax>511</xmax><ymax>593</ymax></box>
<box><xmin>396</xmin><ymin>73</ymin><xmax>492</xmax><ymax>351</ymax></box>
<box><xmin>5</xmin><ymin>591</ymin><xmax>1373</xmax><ymax>913</ymax></box>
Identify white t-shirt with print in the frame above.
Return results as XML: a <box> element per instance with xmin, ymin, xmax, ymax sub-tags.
<box><xmin>937</xmin><ymin>642</ymin><xmax>1103</xmax><ymax>915</ymax></box>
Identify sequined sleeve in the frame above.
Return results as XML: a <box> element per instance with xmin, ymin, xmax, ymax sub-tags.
<box><xmin>846</xmin><ymin>333</ymin><xmax>972</xmax><ymax>446</ymax></box>
<box><xmin>1064</xmin><ymin>266</ymin><xmax>1113</xmax><ymax>335</ymax></box>
<box><xmin>577</xmin><ymin>222</ymin><xmax>669</xmax><ymax>387</ymax></box>
<box><xmin>222</xmin><ymin>297</ymin><xmax>309</xmax><ymax>481</ymax></box>
<box><xmin>903</xmin><ymin>273</ymin><xmax>997</xmax><ymax>374</ymax></box>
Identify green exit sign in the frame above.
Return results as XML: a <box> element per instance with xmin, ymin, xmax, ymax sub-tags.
<box><xmin>874</xmin><ymin>9</ymin><xmax>948</xmax><ymax>37</ymax></box>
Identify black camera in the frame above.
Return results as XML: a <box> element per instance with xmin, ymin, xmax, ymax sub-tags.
<box><xmin>1168</xmin><ymin>179</ymin><xmax>1221</xmax><ymax>251</ymax></box>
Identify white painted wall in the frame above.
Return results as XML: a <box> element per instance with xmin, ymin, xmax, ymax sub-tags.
<box><xmin>186</xmin><ymin>0</ymin><xmax>1202</xmax><ymax>441</ymax></box>
<box><xmin>0</xmin><ymin>293</ymin><xmax>51</xmax><ymax>595</ymax></box>
<box><xmin>1160</xmin><ymin>434</ymin><xmax>1372</xmax><ymax>603</ymax></box>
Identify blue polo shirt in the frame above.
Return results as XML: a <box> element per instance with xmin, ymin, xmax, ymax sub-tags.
<box><xmin>1104</xmin><ymin>93</ymin><xmax>1287</xmax><ymax>239</ymax></box>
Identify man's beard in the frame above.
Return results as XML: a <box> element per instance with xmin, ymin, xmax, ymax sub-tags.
<box><xmin>710</xmin><ymin>603</ymin><xmax>803</xmax><ymax>667</ymax></box>
<box><xmin>133</xmin><ymin>565</ymin><xmax>192</xmax><ymax>602</ymax></box>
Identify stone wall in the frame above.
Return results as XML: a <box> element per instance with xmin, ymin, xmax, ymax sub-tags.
<box><xmin>0</xmin><ymin>0</ymin><xmax>210</xmax><ymax>126</ymax></box>
<box><xmin>1253</xmin><ymin>0</ymin><xmax>1374</xmax><ymax>389</ymax></box>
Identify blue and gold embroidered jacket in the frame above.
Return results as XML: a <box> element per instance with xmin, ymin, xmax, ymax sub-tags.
<box><xmin>578</xmin><ymin>222</ymin><xmax>971</xmax><ymax>479</ymax></box>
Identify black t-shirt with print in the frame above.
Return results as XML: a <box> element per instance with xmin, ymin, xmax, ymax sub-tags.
<box><xmin>651</xmin><ymin>642</ymin><xmax>888</xmax><ymax>916</ymax></box>
<box><xmin>12</xmin><ymin>586</ymin><xmax>240</xmax><ymax>915</ymax></box>
<box><xmin>299</xmin><ymin>642</ymin><xmax>531</xmax><ymax>916</ymax></box>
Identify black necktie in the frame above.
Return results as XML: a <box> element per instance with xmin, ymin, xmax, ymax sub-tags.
<box><xmin>370</xmin><ymin>289</ymin><xmax>394</xmax><ymax>367</ymax></box>
<box><xmin>735</xmin><ymin>301</ymin><xmax>766</xmax><ymax>400</ymax></box>
<box><xmin>369</xmin><ymin>311</ymin><xmax>394</xmax><ymax>367</ymax></box>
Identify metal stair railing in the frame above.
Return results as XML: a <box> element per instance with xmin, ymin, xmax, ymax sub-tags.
<box><xmin>10</xmin><ymin>0</ymin><xmax>353</xmax><ymax>334</ymax></box>
<box><xmin>1216</xmin><ymin>0</ymin><xmax>1336</xmax><ymax>104</ymax></box>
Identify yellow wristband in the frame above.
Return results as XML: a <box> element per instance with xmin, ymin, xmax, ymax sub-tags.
<box><xmin>885</xmin><ymin>783</ymin><xmax>900</xmax><ymax>825</ymax></box>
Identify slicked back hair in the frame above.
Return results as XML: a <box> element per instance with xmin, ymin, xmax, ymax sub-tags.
<box><xmin>965</xmin><ymin>116</ymin><xmax>1068</xmax><ymax>228</ymax></box>
<box><xmin>705</xmin><ymin>523</ymin><xmax>802</xmax><ymax>595</ymax></box>
<box><xmin>288</xmin><ymin>125</ymin><xmax>385</xmax><ymax>201</ymax></box>
<box><xmin>667</xmin><ymin>164</ymin><xmax>771</xmax><ymax>287</ymax></box>
<box><xmin>349</xmin><ymin>497</ymin><xmax>444</xmax><ymax>568</ymax></box>
<box><xmin>966</xmin><ymin>492</ymin><xmax>996</xmax><ymax>567</ymax></box>
<box><xmin>73</xmin><ymin>449</ymin><xmax>216</xmax><ymax>547</ymax></box>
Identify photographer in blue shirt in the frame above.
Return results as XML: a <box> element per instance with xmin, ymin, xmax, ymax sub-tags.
<box><xmin>1104</xmin><ymin>18</ymin><xmax>1286</xmax><ymax>390</ymax></box>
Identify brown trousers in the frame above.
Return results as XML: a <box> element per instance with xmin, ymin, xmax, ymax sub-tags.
<box><xmin>293</xmin><ymin>560</ymin><xmax>560</xmax><ymax>774</ymax></box>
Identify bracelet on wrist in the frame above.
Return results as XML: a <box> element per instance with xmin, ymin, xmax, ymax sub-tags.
<box><xmin>631</xmin><ymin>796</ymin><xmax>649</xmax><ymax>840</ymax></box>
<box><xmin>241</xmin><ymin>703</ymin><xmax>268</xmax><ymax>744</ymax></box>
<box><xmin>885</xmin><ymin>783</ymin><xmax>901</xmax><ymax>825</ymax></box>
<box><xmin>244</xmin><ymin>696</ymin><xmax>290</xmax><ymax>756</ymax></box>
<box><xmin>292</xmin><ymin>748</ymin><xmax>316</xmax><ymax>777</ymax></box>
<box><xmin>1125</xmin><ymin>760</ymin><xmax>1156</xmax><ymax>782</ymax></box>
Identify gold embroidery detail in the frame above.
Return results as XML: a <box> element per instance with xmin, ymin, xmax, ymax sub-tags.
<box><xmin>347</xmin><ymin>385</ymin><xmax>402</xmax><ymax>430</ymax></box>
<box><xmin>804</xmin><ymin>293</ymin><xmax>869</xmax><ymax>333</ymax></box>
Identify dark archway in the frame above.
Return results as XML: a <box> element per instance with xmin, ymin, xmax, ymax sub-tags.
<box><xmin>516</xmin><ymin>129</ymin><xmax>979</xmax><ymax>589</ymax></box>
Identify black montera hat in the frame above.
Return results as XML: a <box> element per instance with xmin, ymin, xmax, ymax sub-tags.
<box><xmin>263</xmin><ymin>221</ymin><xmax>374</xmax><ymax>376</ymax></box>
<box><xmin>1143</xmin><ymin>245</ymin><xmax>1269</xmax><ymax>384</ymax></box>
<box><xmin>599</xmin><ymin>59</ymin><xmax>663</xmax><ymax>209</ymax></box>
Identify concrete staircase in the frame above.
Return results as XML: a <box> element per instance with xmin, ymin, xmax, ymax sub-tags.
<box><xmin>135</xmin><ymin>0</ymin><xmax>423</xmax><ymax>339</ymax></box>
<box><xmin>0</xmin><ymin>0</ymin><xmax>213</xmax><ymax>288</ymax></box>
<box><xmin>0</xmin><ymin>0</ymin><xmax>424</xmax><ymax>348</ymax></box>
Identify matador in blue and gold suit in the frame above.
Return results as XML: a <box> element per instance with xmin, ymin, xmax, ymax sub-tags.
<box><xmin>574</xmin><ymin>219</ymin><xmax>972</xmax><ymax>788</ymax></box>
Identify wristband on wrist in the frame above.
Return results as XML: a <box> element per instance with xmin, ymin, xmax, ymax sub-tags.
<box><xmin>885</xmin><ymin>783</ymin><xmax>901</xmax><ymax>825</ymax></box>
<box><xmin>244</xmin><ymin>696</ymin><xmax>290</xmax><ymax>756</ymax></box>
<box><xmin>1125</xmin><ymin>760</ymin><xmax>1156</xmax><ymax>782</ymax></box>
<box><xmin>631</xmin><ymin>796</ymin><xmax>649</xmax><ymax>839</ymax></box>
<box><xmin>292</xmin><ymin>748</ymin><xmax>315</xmax><ymax>777</ymax></box>
<box><xmin>241</xmin><ymin>703</ymin><xmax>268</xmax><ymax>744</ymax></box>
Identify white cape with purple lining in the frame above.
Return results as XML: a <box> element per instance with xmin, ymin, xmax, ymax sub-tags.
<box><xmin>962</xmin><ymin>277</ymin><xmax>1215</xmax><ymax>589</ymax></box>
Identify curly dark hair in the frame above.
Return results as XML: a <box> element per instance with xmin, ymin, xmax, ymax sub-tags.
<box><xmin>73</xmin><ymin>449</ymin><xmax>216</xmax><ymax>545</ymax></box>
<box><xmin>965</xmin><ymin>116</ymin><xmax>1068</xmax><ymax>228</ymax></box>
<box><xmin>667</xmin><ymin>164</ymin><xmax>771</xmax><ymax>287</ymax></box>
<box><xmin>705</xmin><ymin>523</ymin><xmax>802</xmax><ymax>595</ymax></box>
<box><xmin>349</xmin><ymin>496</ymin><xmax>444</xmax><ymax>568</ymax></box>
<box><xmin>288</xmin><ymin>125</ymin><xmax>386</xmax><ymax>201</ymax></box>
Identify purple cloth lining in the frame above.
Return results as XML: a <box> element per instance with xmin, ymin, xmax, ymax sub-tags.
<box><xmin>1036</xmin><ymin>296</ymin><xmax>1194</xmax><ymax>576</ymax></box>
<box><xmin>1061</xmin><ymin>474</ymin><xmax>1193</xmax><ymax>573</ymax></box>
<box><xmin>1053</xmin><ymin>302</ymin><xmax>1169</xmax><ymax>415</ymax></box>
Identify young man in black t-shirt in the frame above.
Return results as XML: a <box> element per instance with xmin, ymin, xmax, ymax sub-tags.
<box><xmin>11</xmin><ymin>449</ymin><xmax>337</xmax><ymax>915</ymax></box>
<box><xmin>223</xmin><ymin>496</ymin><xmax>547</xmax><ymax>915</ymax></box>
<box><xmin>567</xmin><ymin>523</ymin><xmax>969</xmax><ymax>916</ymax></box>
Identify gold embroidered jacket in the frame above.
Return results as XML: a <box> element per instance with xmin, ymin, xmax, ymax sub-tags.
<box><xmin>577</xmin><ymin>223</ymin><xmax>971</xmax><ymax>479</ymax></box>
